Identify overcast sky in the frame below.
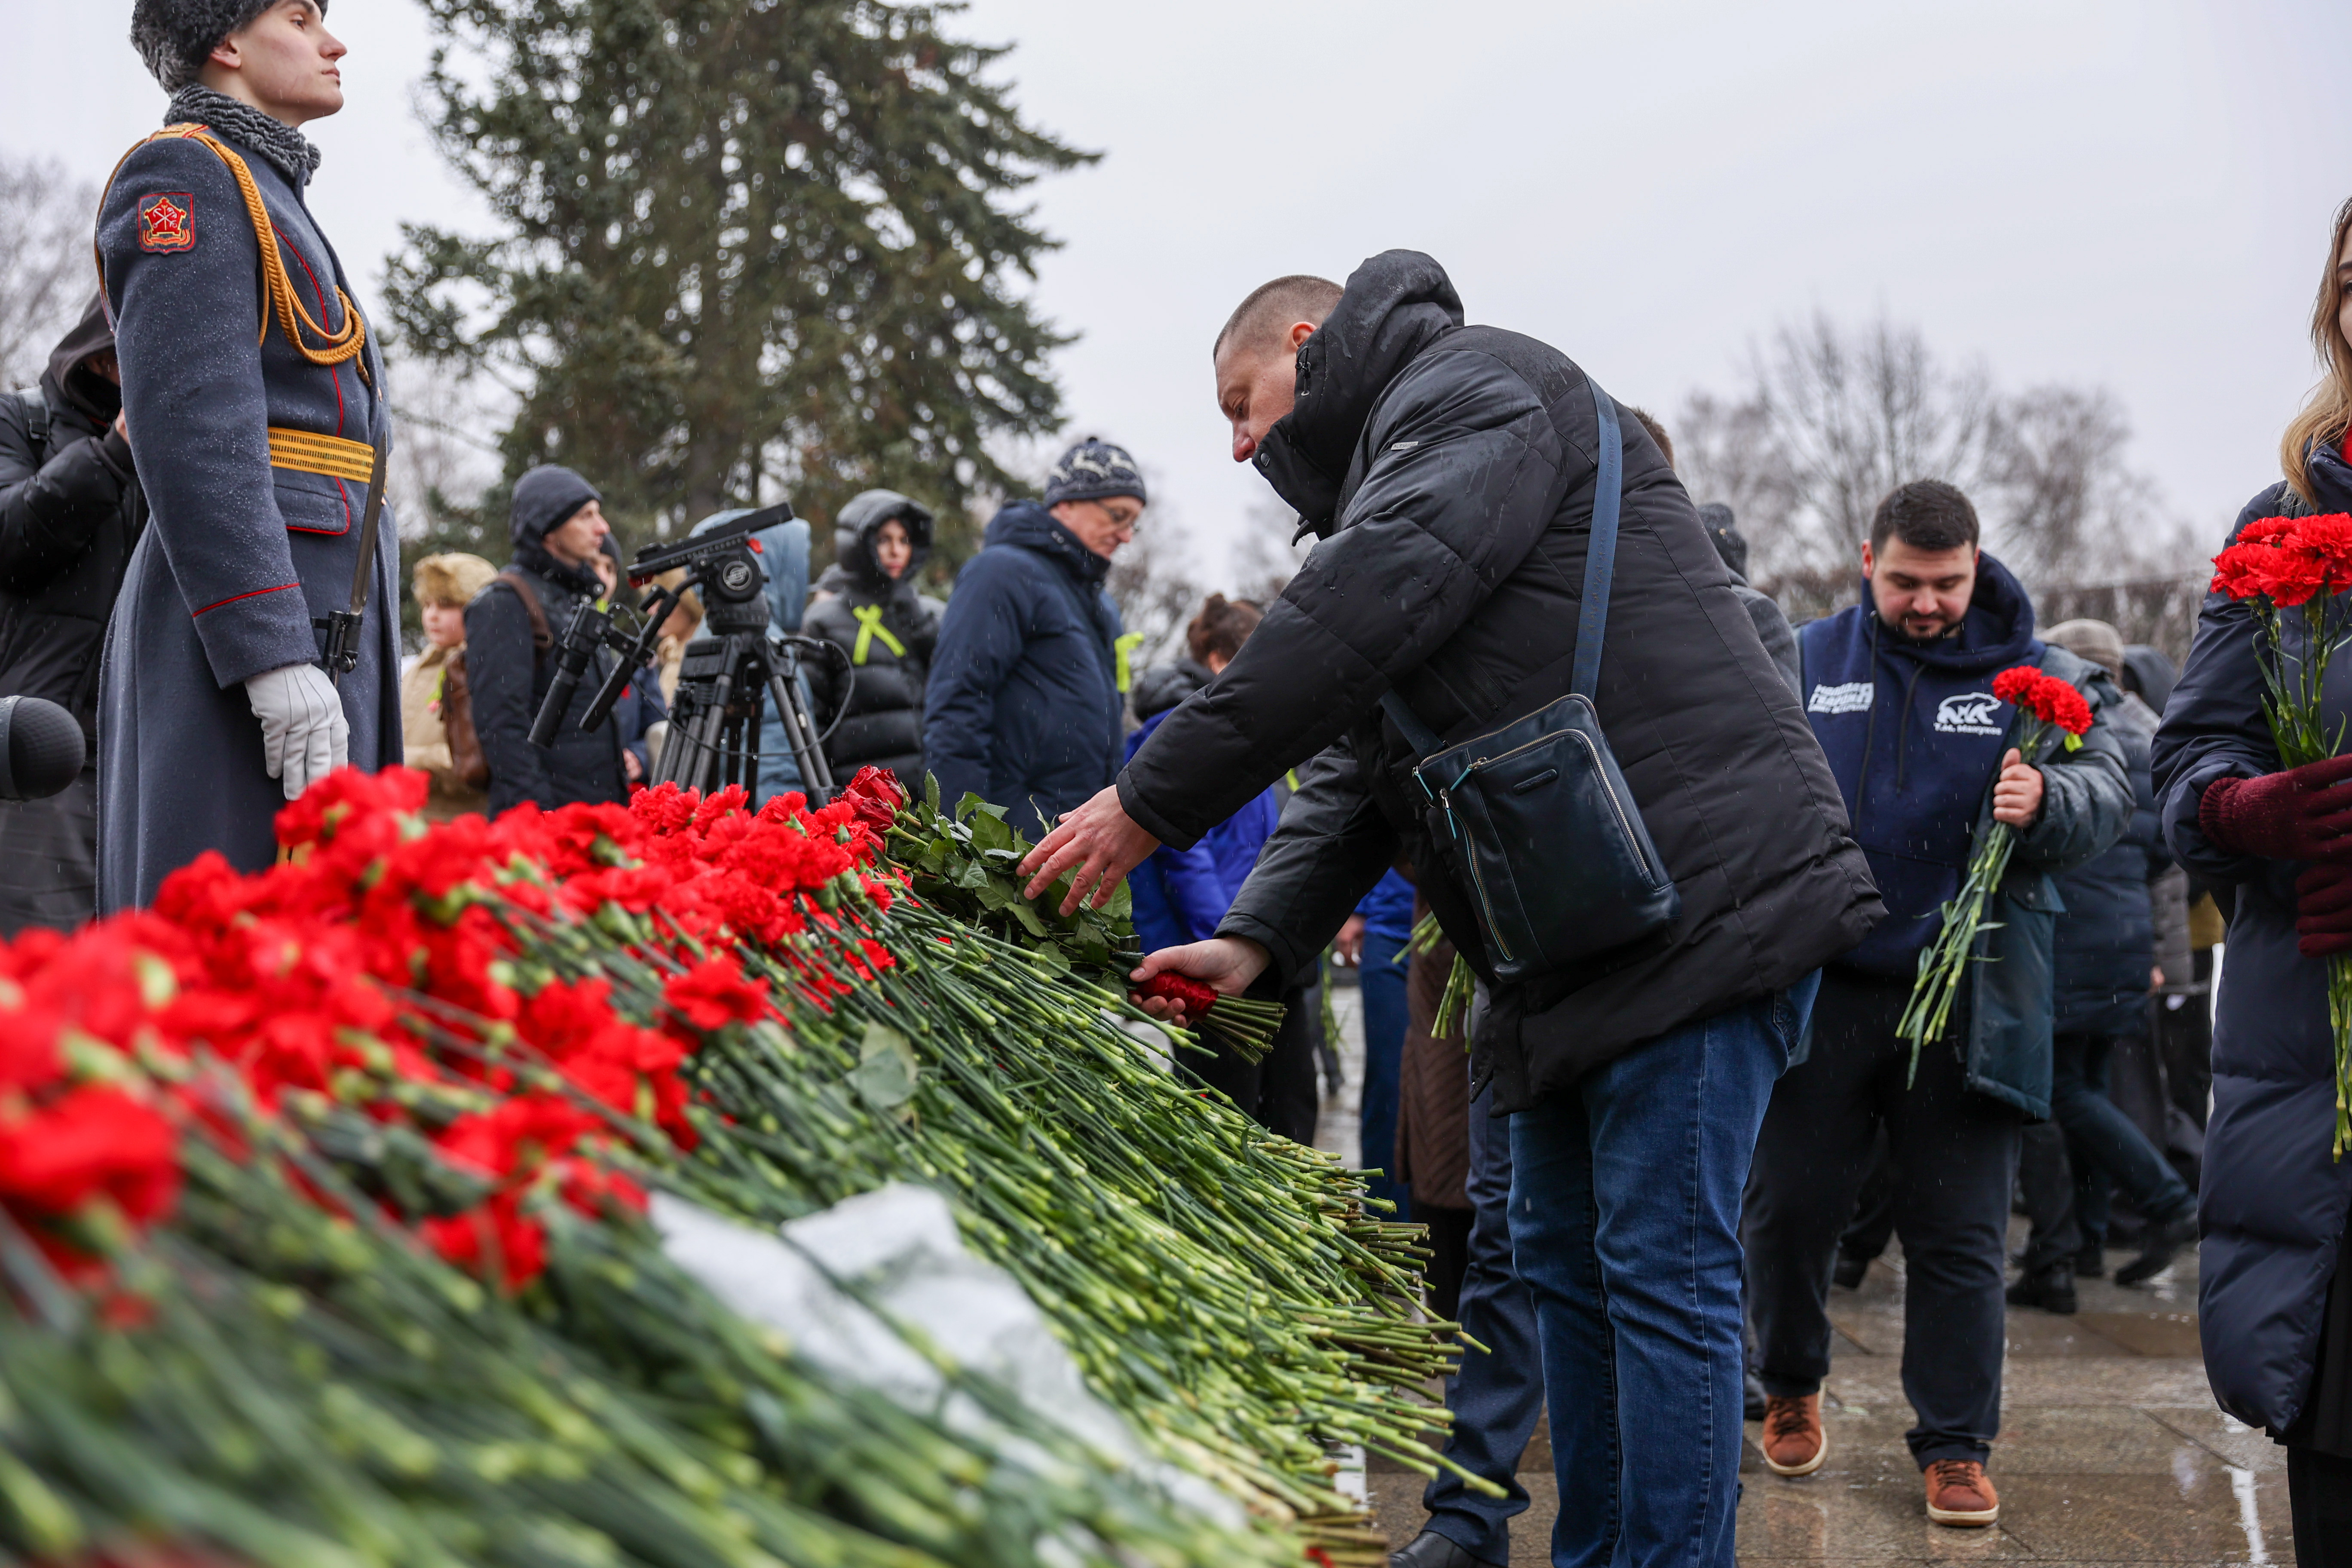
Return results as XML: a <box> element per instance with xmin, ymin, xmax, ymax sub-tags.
<box><xmin>6</xmin><ymin>0</ymin><xmax>2349</xmax><ymax>581</ymax></box>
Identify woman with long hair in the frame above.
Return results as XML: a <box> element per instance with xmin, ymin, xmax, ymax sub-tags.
<box><xmin>2152</xmin><ymin>195</ymin><xmax>2352</xmax><ymax>1564</ymax></box>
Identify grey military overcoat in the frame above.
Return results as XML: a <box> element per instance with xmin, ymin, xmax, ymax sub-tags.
<box><xmin>94</xmin><ymin>117</ymin><xmax>400</xmax><ymax>911</ymax></box>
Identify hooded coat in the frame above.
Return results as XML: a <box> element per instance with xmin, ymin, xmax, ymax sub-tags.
<box><xmin>1119</xmin><ymin>250</ymin><xmax>1883</xmax><ymax>1111</ymax></box>
<box><xmin>2151</xmin><ymin>441</ymin><xmax>2352</xmax><ymax>1437</ymax></box>
<box><xmin>0</xmin><ymin>300</ymin><xmax>145</xmax><ymax>933</ymax></box>
<box><xmin>1797</xmin><ymin>560</ymin><xmax>2134</xmax><ymax>1115</ymax></box>
<box><xmin>95</xmin><ymin>113</ymin><xmax>401</xmax><ymax>913</ymax></box>
<box><xmin>803</xmin><ymin>491</ymin><xmax>942</xmax><ymax>789</ymax></box>
<box><xmin>0</xmin><ymin>300</ymin><xmax>143</xmax><ymax>739</ymax></box>
<box><xmin>464</xmin><ymin>467</ymin><xmax>663</xmax><ymax>816</ymax></box>
<box><xmin>923</xmin><ymin>500</ymin><xmax>1126</xmax><ymax>841</ymax></box>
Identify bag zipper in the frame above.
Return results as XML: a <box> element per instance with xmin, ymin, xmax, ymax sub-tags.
<box><xmin>1436</xmin><ymin>781</ymin><xmax>1515</xmax><ymax>965</ymax></box>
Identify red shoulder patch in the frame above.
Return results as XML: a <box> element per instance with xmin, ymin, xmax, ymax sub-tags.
<box><xmin>138</xmin><ymin>192</ymin><xmax>193</xmax><ymax>253</ymax></box>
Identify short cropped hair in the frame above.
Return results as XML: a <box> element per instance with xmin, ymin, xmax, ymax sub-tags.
<box><xmin>1869</xmin><ymin>480</ymin><xmax>1979</xmax><ymax>555</ymax></box>
<box><xmin>413</xmin><ymin>551</ymin><xmax>498</xmax><ymax>609</ymax></box>
<box><xmin>1214</xmin><ymin>274</ymin><xmax>1343</xmax><ymax>360</ymax></box>
<box><xmin>1628</xmin><ymin>407</ymin><xmax>1673</xmax><ymax>471</ymax></box>
<box><xmin>1187</xmin><ymin>593</ymin><xmax>1262</xmax><ymax>667</ymax></box>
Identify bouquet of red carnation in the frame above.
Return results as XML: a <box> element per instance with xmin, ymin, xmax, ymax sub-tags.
<box><xmin>2210</xmin><ymin>509</ymin><xmax>2352</xmax><ymax>1154</ymax></box>
<box><xmin>1134</xmin><ymin>971</ymin><xmax>1286</xmax><ymax>1057</ymax></box>
<box><xmin>1898</xmin><ymin>664</ymin><xmax>2094</xmax><ymax>1075</ymax></box>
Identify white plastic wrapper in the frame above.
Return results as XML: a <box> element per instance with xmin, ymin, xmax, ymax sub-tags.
<box><xmin>650</xmin><ymin>1182</ymin><xmax>1241</xmax><ymax>1529</ymax></box>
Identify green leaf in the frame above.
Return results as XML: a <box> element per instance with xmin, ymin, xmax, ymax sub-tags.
<box><xmin>967</xmin><ymin>810</ymin><xmax>1014</xmax><ymax>855</ymax></box>
<box><xmin>925</xmin><ymin>771</ymin><xmax>942</xmax><ymax>811</ymax></box>
<box><xmin>974</xmin><ymin>874</ymin><xmax>1017</xmax><ymax>911</ymax></box>
<box><xmin>1006</xmin><ymin>899</ymin><xmax>1048</xmax><ymax>937</ymax></box>
<box><xmin>847</xmin><ymin>1021</ymin><xmax>919</xmax><ymax>1112</ymax></box>
<box><xmin>1102</xmin><ymin>879</ymin><xmax>1133</xmax><ymax>920</ymax></box>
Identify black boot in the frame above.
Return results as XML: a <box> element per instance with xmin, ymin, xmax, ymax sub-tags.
<box><xmin>2007</xmin><ymin>1263</ymin><xmax>2078</xmax><ymax>1315</ymax></box>
<box><xmin>2116</xmin><ymin>1215</ymin><xmax>2197</xmax><ymax>1286</ymax></box>
<box><xmin>1390</xmin><ymin>1532</ymin><xmax>1485</xmax><ymax>1568</ymax></box>
<box><xmin>1831</xmin><ymin>1251</ymin><xmax>1870</xmax><ymax>1290</ymax></box>
<box><xmin>2075</xmin><ymin>1242</ymin><xmax>2105</xmax><ymax>1279</ymax></box>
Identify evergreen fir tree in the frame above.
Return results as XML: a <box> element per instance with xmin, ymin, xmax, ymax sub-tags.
<box><xmin>386</xmin><ymin>0</ymin><xmax>1093</xmax><ymax>571</ymax></box>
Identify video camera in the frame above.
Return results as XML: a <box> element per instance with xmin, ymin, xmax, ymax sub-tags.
<box><xmin>527</xmin><ymin>503</ymin><xmax>846</xmax><ymax>802</ymax></box>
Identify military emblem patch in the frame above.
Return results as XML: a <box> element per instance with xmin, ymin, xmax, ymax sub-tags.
<box><xmin>138</xmin><ymin>192</ymin><xmax>193</xmax><ymax>253</ymax></box>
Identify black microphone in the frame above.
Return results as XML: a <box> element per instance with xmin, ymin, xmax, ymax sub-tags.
<box><xmin>0</xmin><ymin>697</ymin><xmax>84</xmax><ymax>802</ymax></box>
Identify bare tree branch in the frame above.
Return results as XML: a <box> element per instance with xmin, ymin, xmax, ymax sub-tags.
<box><xmin>0</xmin><ymin>152</ymin><xmax>99</xmax><ymax>389</ymax></box>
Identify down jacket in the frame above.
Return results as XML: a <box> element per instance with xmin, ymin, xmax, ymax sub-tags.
<box><xmin>2152</xmin><ymin>441</ymin><xmax>2352</xmax><ymax>1437</ymax></box>
<box><xmin>803</xmin><ymin>490</ymin><xmax>941</xmax><ymax>789</ymax></box>
<box><xmin>1119</xmin><ymin>250</ymin><xmax>1883</xmax><ymax>1111</ymax></box>
<box><xmin>924</xmin><ymin>501</ymin><xmax>1125</xmax><ymax>840</ymax></box>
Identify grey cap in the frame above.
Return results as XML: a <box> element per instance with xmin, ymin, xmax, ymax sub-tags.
<box><xmin>2043</xmin><ymin>618</ymin><xmax>2126</xmax><ymax>680</ymax></box>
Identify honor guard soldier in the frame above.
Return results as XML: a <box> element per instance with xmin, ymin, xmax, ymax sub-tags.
<box><xmin>98</xmin><ymin>0</ymin><xmax>399</xmax><ymax>910</ymax></box>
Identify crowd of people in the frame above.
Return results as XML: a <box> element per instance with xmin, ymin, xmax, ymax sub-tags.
<box><xmin>9</xmin><ymin>4</ymin><xmax>2352</xmax><ymax>1567</ymax></box>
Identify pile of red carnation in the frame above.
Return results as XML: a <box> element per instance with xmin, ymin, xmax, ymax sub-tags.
<box><xmin>0</xmin><ymin>765</ymin><xmax>910</xmax><ymax>1292</ymax></box>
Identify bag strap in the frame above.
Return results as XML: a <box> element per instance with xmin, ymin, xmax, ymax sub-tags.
<box><xmin>496</xmin><ymin>568</ymin><xmax>554</xmax><ymax>663</ymax></box>
<box><xmin>1379</xmin><ymin>375</ymin><xmax>1625</xmax><ymax>758</ymax></box>
<box><xmin>1571</xmin><ymin>378</ymin><xmax>1623</xmax><ymax>701</ymax></box>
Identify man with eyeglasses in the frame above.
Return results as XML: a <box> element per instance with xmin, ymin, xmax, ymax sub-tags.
<box><xmin>923</xmin><ymin>437</ymin><xmax>1143</xmax><ymax>840</ymax></box>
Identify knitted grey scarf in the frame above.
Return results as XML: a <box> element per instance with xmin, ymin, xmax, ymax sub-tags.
<box><xmin>163</xmin><ymin>83</ymin><xmax>322</xmax><ymax>186</ymax></box>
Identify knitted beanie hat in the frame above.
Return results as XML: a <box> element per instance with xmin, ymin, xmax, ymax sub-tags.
<box><xmin>131</xmin><ymin>0</ymin><xmax>322</xmax><ymax>92</ymax></box>
<box><xmin>1042</xmin><ymin>437</ymin><xmax>1146</xmax><ymax>509</ymax></box>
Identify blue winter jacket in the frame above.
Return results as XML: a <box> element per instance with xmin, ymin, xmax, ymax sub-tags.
<box><xmin>2052</xmin><ymin>693</ymin><xmax>2166</xmax><ymax>1036</ymax></box>
<box><xmin>924</xmin><ymin>502</ymin><xmax>1125</xmax><ymax>840</ymax></box>
<box><xmin>1799</xmin><ymin>553</ymin><xmax>2132</xmax><ymax>1116</ymax></box>
<box><xmin>2152</xmin><ymin>443</ymin><xmax>2352</xmax><ymax>1437</ymax></box>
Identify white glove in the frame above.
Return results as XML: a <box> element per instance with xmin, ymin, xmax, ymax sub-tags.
<box><xmin>245</xmin><ymin>662</ymin><xmax>349</xmax><ymax>801</ymax></box>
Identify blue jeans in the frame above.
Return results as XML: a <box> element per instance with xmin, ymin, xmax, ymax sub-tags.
<box><xmin>1511</xmin><ymin>979</ymin><xmax>1814</xmax><ymax>1568</ymax></box>
<box><xmin>1360</xmin><ymin>925</ymin><xmax>1412</xmax><ymax>1219</ymax></box>
<box><xmin>1421</xmin><ymin>1076</ymin><xmax>1545</xmax><ymax>1564</ymax></box>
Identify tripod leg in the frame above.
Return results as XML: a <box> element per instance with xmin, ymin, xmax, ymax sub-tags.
<box><xmin>763</xmin><ymin>654</ymin><xmax>835</xmax><ymax>803</ymax></box>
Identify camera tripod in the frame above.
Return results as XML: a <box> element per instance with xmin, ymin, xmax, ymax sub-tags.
<box><xmin>531</xmin><ymin>504</ymin><xmax>845</xmax><ymax>805</ymax></box>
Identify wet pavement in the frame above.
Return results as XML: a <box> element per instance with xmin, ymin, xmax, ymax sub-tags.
<box><xmin>1316</xmin><ymin>983</ymin><xmax>2276</xmax><ymax>1565</ymax></box>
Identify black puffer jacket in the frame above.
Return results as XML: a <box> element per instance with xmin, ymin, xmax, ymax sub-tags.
<box><xmin>465</xmin><ymin>466</ymin><xmax>663</xmax><ymax>815</ymax></box>
<box><xmin>0</xmin><ymin>298</ymin><xmax>144</xmax><ymax>744</ymax></box>
<box><xmin>804</xmin><ymin>490</ymin><xmax>942</xmax><ymax>788</ymax></box>
<box><xmin>1119</xmin><ymin>251</ymin><xmax>1882</xmax><ymax>1111</ymax></box>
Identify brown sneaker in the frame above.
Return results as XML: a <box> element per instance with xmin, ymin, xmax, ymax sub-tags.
<box><xmin>1759</xmin><ymin>1393</ymin><xmax>1827</xmax><ymax>1476</ymax></box>
<box><xmin>1924</xmin><ymin>1458</ymin><xmax>1999</xmax><ymax>1526</ymax></box>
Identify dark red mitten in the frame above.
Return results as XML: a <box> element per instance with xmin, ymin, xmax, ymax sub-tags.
<box><xmin>2199</xmin><ymin>753</ymin><xmax>2352</xmax><ymax>860</ymax></box>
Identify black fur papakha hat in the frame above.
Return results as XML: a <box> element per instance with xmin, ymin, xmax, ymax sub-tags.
<box><xmin>130</xmin><ymin>0</ymin><xmax>326</xmax><ymax>92</ymax></box>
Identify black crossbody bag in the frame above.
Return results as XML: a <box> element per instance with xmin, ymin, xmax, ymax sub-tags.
<box><xmin>1378</xmin><ymin>380</ymin><xmax>1680</xmax><ymax>985</ymax></box>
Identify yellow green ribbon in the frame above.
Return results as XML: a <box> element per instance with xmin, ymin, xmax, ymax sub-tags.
<box><xmin>851</xmin><ymin>604</ymin><xmax>906</xmax><ymax>665</ymax></box>
<box><xmin>1115</xmin><ymin>631</ymin><xmax>1145</xmax><ymax>693</ymax></box>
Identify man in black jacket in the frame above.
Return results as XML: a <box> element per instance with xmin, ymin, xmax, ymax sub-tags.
<box><xmin>466</xmin><ymin>465</ymin><xmax>662</xmax><ymax>815</ymax></box>
<box><xmin>0</xmin><ymin>299</ymin><xmax>144</xmax><ymax>933</ymax></box>
<box><xmin>1020</xmin><ymin>252</ymin><xmax>1880</xmax><ymax>1568</ymax></box>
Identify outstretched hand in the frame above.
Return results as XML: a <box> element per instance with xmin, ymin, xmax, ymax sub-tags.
<box><xmin>1019</xmin><ymin>785</ymin><xmax>1161</xmax><ymax>916</ymax></box>
<box><xmin>1130</xmin><ymin>936</ymin><xmax>1271</xmax><ymax>1026</ymax></box>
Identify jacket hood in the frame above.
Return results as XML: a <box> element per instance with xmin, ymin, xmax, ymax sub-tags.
<box><xmin>1871</xmin><ymin>549</ymin><xmax>2037</xmax><ymax>675</ymax></box>
<box><xmin>1131</xmin><ymin>658</ymin><xmax>1211</xmax><ymax>722</ymax></box>
<box><xmin>985</xmin><ymin>499</ymin><xmax>1112</xmax><ymax>586</ymax></box>
<box><xmin>833</xmin><ymin>489</ymin><xmax>934</xmax><ymax>594</ymax></box>
<box><xmin>42</xmin><ymin>293</ymin><xmax>119</xmax><ymax>428</ymax></box>
<box><xmin>1253</xmin><ymin>249</ymin><xmax>1464</xmax><ymax>535</ymax></box>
